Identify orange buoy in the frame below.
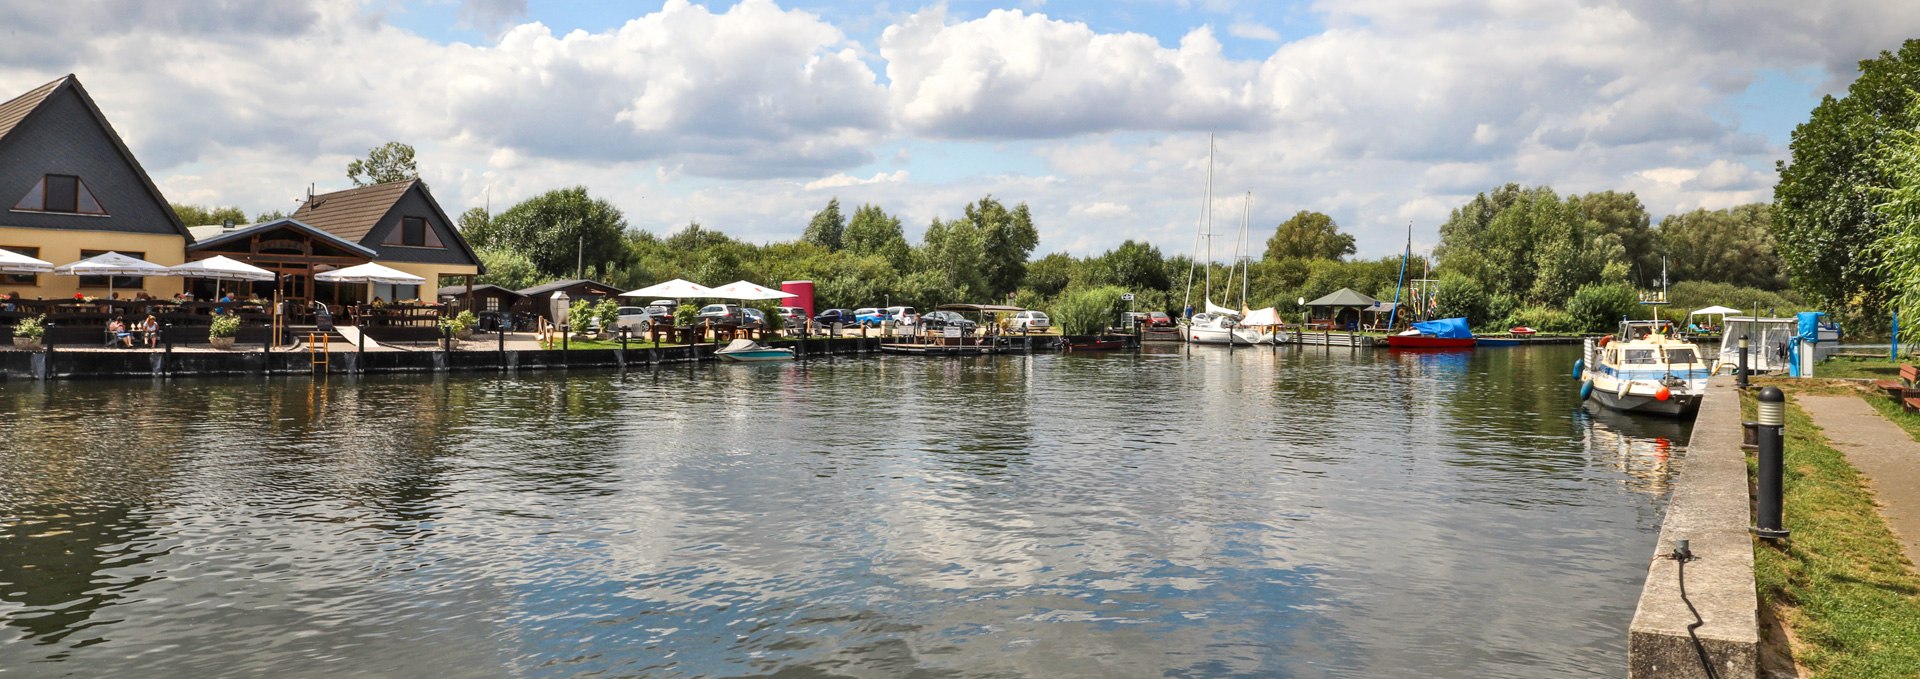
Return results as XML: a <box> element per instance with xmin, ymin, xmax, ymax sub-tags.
<box><xmin>1656</xmin><ymin>386</ymin><xmax>1672</xmax><ymax>401</ymax></box>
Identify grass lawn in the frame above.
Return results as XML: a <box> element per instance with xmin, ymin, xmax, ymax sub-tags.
<box><xmin>1746</xmin><ymin>389</ymin><xmax>1920</xmax><ymax>678</ymax></box>
<box><xmin>1814</xmin><ymin>356</ymin><xmax>1908</xmax><ymax>380</ymax></box>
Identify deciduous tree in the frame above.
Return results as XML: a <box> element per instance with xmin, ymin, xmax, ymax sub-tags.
<box><xmin>1263</xmin><ymin>210</ymin><xmax>1355</xmax><ymax>261</ymax></box>
<box><xmin>802</xmin><ymin>198</ymin><xmax>845</xmax><ymax>251</ymax></box>
<box><xmin>346</xmin><ymin>141</ymin><xmax>420</xmax><ymax>187</ymax></box>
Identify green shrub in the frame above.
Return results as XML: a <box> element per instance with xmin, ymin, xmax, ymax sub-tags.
<box><xmin>1433</xmin><ymin>274</ymin><xmax>1490</xmax><ymax>327</ymax></box>
<box><xmin>454</xmin><ymin>309</ymin><xmax>478</xmax><ymax>330</ymax></box>
<box><xmin>208</xmin><ymin>313</ymin><xmax>241</xmax><ymax>338</ymax></box>
<box><xmin>1566</xmin><ymin>282</ymin><xmax>1640</xmax><ymax>332</ymax></box>
<box><xmin>674</xmin><ymin>304</ymin><xmax>698</xmax><ymax>326</ymax></box>
<box><xmin>569</xmin><ymin>299</ymin><xmax>596</xmax><ymax>335</ymax></box>
<box><xmin>12</xmin><ymin>315</ymin><xmax>45</xmax><ymax>340</ymax></box>
<box><xmin>1502</xmin><ymin>305</ymin><xmax>1578</xmax><ymax>333</ymax></box>
<box><xmin>1051</xmin><ymin>285</ymin><xmax>1128</xmax><ymax>335</ymax></box>
<box><xmin>594</xmin><ymin>299</ymin><xmax>619</xmax><ymax>334</ymax></box>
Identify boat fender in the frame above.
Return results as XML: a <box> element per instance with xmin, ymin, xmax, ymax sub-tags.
<box><xmin>1617</xmin><ymin>379</ymin><xmax>1631</xmax><ymax>399</ymax></box>
<box><xmin>1655</xmin><ymin>385</ymin><xmax>1672</xmax><ymax>402</ymax></box>
<box><xmin>1572</xmin><ymin>358</ymin><xmax>1584</xmax><ymax>380</ymax></box>
<box><xmin>1580</xmin><ymin>380</ymin><xmax>1594</xmax><ymax>401</ymax></box>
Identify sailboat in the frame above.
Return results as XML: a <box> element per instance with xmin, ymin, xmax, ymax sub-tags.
<box><xmin>1183</xmin><ymin>147</ymin><xmax>1264</xmax><ymax>345</ymax></box>
<box><xmin>1384</xmin><ymin>221</ymin><xmax>1475</xmax><ymax>349</ymax></box>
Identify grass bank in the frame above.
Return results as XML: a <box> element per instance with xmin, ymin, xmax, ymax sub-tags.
<box><xmin>1813</xmin><ymin>356</ymin><xmax>1906</xmax><ymax>380</ymax></box>
<box><xmin>1746</xmin><ymin>389</ymin><xmax>1920</xmax><ymax>677</ymax></box>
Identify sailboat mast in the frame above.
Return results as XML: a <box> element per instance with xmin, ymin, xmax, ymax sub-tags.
<box><xmin>1182</xmin><ymin>134</ymin><xmax>1213</xmax><ymax>319</ymax></box>
<box><xmin>1203</xmin><ymin>135</ymin><xmax>1215</xmax><ymax>308</ymax></box>
<box><xmin>1241</xmin><ymin>191</ymin><xmax>1251</xmax><ymax>310</ymax></box>
<box><xmin>1388</xmin><ymin>221</ymin><xmax>1411</xmax><ymax>330</ymax></box>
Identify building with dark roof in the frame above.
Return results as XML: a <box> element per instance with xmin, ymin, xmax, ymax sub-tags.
<box><xmin>514</xmin><ymin>279</ymin><xmax>624</xmax><ymax>322</ymax></box>
<box><xmin>290</xmin><ymin>179</ymin><xmax>483</xmax><ymax>303</ymax></box>
<box><xmin>0</xmin><ymin>74</ymin><xmax>189</xmax><ymax>299</ymax></box>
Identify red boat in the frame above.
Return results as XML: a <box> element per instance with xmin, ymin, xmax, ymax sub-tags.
<box><xmin>1385</xmin><ymin>334</ymin><xmax>1477</xmax><ymax>349</ymax></box>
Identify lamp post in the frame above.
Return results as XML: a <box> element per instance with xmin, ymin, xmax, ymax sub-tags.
<box><xmin>1752</xmin><ymin>387</ymin><xmax>1790</xmax><ymax>540</ymax></box>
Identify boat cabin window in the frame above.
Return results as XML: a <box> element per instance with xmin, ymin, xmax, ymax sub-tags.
<box><xmin>1622</xmin><ymin>349</ymin><xmax>1659</xmax><ymax>365</ymax></box>
<box><xmin>1663</xmin><ymin>347</ymin><xmax>1697</xmax><ymax>364</ymax></box>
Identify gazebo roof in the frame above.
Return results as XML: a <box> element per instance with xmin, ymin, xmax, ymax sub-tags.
<box><xmin>1305</xmin><ymin>287</ymin><xmax>1378</xmax><ymax>307</ymax></box>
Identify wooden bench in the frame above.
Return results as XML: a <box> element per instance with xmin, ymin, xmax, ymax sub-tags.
<box><xmin>1873</xmin><ymin>363</ymin><xmax>1919</xmax><ymax>399</ymax></box>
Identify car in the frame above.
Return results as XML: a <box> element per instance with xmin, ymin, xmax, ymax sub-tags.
<box><xmin>813</xmin><ymin>308</ymin><xmax>855</xmax><ymax>326</ymax></box>
<box><xmin>1009</xmin><ymin>310</ymin><xmax>1050</xmax><ymax>332</ymax></box>
<box><xmin>615</xmin><ymin>305</ymin><xmax>668</xmax><ymax>331</ymax></box>
<box><xmin>740</xmin><ymin>307</ymin><xmax>766</xmax><ymax>330</ymax></box>
<box><xmin>885</xmin><ymin>306</ymin><xmax>919</xmax><ymax>326</ymax></box>
<box><xmin>1122</xmin><ymin>311</ymin><xmax>1174</xmax><ymax>329</ymax></box>
<box><xmin>776</xmin><ymin>306</ymin><xmax>808</xmax><ymax>325</ymax></box>
<box><xmin>921</xmin><ymin>310</ymin><xmax>977</xmax><ymax>332</ymax></box>
<box><xmin>694</xmin><ymin>303</ymin><xmax>745</xmax><ymax>325</ymax></box>
<box><xmin>852</xmin><ymin>307</ymin><xmax>892</xmax><ymax>327</ymax></box>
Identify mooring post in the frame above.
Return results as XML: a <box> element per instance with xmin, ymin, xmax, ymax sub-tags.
<box><xmin>1737</xmin><ymin>334</ymin><xmax>1750</xmax><ymax>389</ymax></box>
<box><xmin>162</xmin><ymin>322</ymin><xmax>173</xmax><ymax>376</ymax></box>
<box><xmin>357</xmin><ymin>323</ymin><xmax>365</xmax><ymax>373</ymax></box>
<box><xmin>1752</xmin><ymin>386</ymin><xmax>1790</xmax><ymax>540</ymax></box>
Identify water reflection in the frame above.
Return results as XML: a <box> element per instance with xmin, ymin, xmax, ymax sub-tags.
<box><xmin>0</xmin><ymin>345</ymin><xmax>1681</xmax><ymax>678</ymax></box>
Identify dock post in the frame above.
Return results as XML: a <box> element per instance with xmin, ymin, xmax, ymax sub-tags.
<box><xmin>1752</xmin><ymin>387</ymin><xmax>1790</xmax><ymax>539</ymax></box>
<box><xmin>498</xmin><ymin>324</ymin><xmax>506</xmax><ymax>372</ymax></box>
<box><xmin>356</xmin><ymin>324</ymin><xmax>364</xmax><ymax>373</ymax></box>
<box><xmin>162</xmin><ymin>322</ymin><xmax>173</xmax><ymax>377</ymax></box>
<box><xmin>1736</xmin><ymin>335</ymin><xmax>1750</xmax><ymax>389</ymax></box>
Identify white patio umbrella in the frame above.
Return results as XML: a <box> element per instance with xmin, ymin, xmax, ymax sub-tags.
<box><xmin>314</xmin><ymin>262</ymin><xmax>426</xmax><ymax>285</ymax></box>
<box><xmin>707</xmin><ymin>280</ymin><xmax>797</xmax><ymax>301</ymax></box>
<box><xmin>1687</xmin><ymin>305</ymin><xmax>1744</xmax><ymax>330</ymax></box>
<box><xmin>169</xmin><ymin>256</ymin><xmax>275</xmax><ymax>300</ymax></box>
<box><xmin>54</xmin><ymin>251</ymin><xmax>173</xmax><ymax>299</ymax></box>
<box><xmin>621</xmin><ymin>278</ymin><xmax>715</xmax><ymax>299</ymax></box>
<box><xmin>0</xmin><ymin>247</ymin><xmax>53</xmax><ymax>275</ymax></box>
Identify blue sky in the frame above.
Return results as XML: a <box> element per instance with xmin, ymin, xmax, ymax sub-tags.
<box><xmin>1</xmin><ymin>0</ymin><xmax>1907</xmax><ymax>259</ymax></box>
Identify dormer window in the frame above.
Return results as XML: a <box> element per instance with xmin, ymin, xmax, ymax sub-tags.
<box><xmin>384</xmin><ymin>216</ymin><xmax>444</xmax><ymax>248</ymax></box>
<box><xmin>13</xmin><ymin>174</ymin><xmax>107</xmax><ymax>215</ymax></box>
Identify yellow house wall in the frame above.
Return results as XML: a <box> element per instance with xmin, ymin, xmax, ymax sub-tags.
<box><xmin>355</xmin><ymin>261</ymin><xmax>480</xmax><ymax>302</ymax></box>
<box><xmin>0</xmin><ymin>225</ymin><xmax>186</xmax><ymax>299</ymax></box>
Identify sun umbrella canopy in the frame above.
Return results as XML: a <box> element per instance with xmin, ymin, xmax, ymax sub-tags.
<box><xmin>1689</xmin><ymin>305</ymin><xmax>1743</xmax><ymax>316</ymax></box>
<box><xmin>0</xmin><ymin>247</ymin><xmax>53</xmax><ymax>275</ymax></box>
<box><xmin>1304</xmin><ymin>287</ymin><xmax>1378</xmax><ymax>307</ymax></box>
<box><xmin>622</xmin><ymin>278</ymin><xmax>715</xmax><ymax>298</ymax></box>
<box><xmin>707</xmin><ymin>280</ymin><xmax>798</xmax><ymax>301</ymax></box>
<box><xmin>314</xmin><ymin>262</ymin><xmax>425</xmax><ymax>285</ymax></box>
<box><xmin>168</xmin><ymin>255</ymin><xmax>275</xmax><ymax>282</ymax></box>
<box><xmin>54</xmin><ymin>251</ymin><xmax>172</xmax><ymax>277</ymax></box>
<box><xmin>1241</xmin><ymin>307</ymin><xmax>1283</xmax><ymax>326</ymax></box>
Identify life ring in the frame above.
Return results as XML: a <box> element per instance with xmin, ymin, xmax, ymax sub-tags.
<box><xmin>1598</xmin><ymin>334</ymin><xmax>1612</xmax><ymax>347</ymax></box>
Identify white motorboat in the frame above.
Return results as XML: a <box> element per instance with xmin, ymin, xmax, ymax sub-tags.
<box><xmin>1578</xmin><ymin>320</ymin><xmax>1707</xmax><ymax>418</ymax></box>
<box><xmin>714</xmin><ymin>338</ymin><xmax>795</xmax><ymax>362</ymax></box>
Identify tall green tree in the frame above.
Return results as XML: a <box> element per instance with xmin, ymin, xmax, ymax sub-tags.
<box><xmin>1658</xmin><ymin>204</ymin><xmax>1787</xmax><ymax>290</ymax></box>
<box><xmin>960</xmin><ymin>196</ymin><xmax>1040</xmax><ymax>298</ymax></box>
<box><xmin>802</xmin><ymin>198</ymin><xmax>846</xmax><ymax>251</ymax></box>
<box><xmin>1263</xmin><ymin>210</ymin><xmax>1356</xmax><ymax>261</ymax></box>
<box><xmin>915</xmin><ymin>216</ymin><xmax>988</xmax><ymax>299</ymax></box>
<box><xmin>842</xmin><ymin>204</ymin><xmax>910</xmax><ymax>269</ymax></box>
<box><xmin>171</xmin><ymin>203</ymin><xmax>247</xmax><ymax>227</ymax></box>
<box><xmin>1437</xmin><ymin>184</ymin><xmax>1603</xmax><ymax>306</ymax></box>
<box><xmin>346</xmin><ymin>141</ymin><xmax>421</xmax><ymax>187</ymax></box>
<box><xmin>1024</xmin><ymin>252</ymin><xmax>1077</xmax><ymax>297</ymax></box>
<box><xmin>481</xmin><ymin>187</ymin><xmax>629</xmax><ymax>280</ymax></box>
<box><xmin>1871</xmin><ymin>97</ymin><xmax>1920</xmax><ymax>341</ymax></box>
<box><xmin>1773</xmin><ymin>39</ymin><xmax>1920</xmax><ymax>315</ymax></box>
<box><xmin>1577</xmin><ymin>191</ymin><xmax>1658</xmax><ymax>285</ymax></box>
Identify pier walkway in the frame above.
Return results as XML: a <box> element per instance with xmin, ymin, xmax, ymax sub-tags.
<box><xmin>1796</xmin><ymin>394</ymin><xmax>1920</xmax><ymax>568</ymax></box>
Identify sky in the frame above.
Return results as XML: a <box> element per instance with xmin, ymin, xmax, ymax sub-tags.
<box><xmin>3</xmin><ymin>0</ymin><xmax>1917</xmax><ymax>261</ymax></box>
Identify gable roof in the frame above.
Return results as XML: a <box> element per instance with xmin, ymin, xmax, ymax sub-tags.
<box><xmin>290</xmin><ymin>179</ymin><xmax>482</xmax><ymax>270</ymax></box>
<box><xmin>0</xmin><ymin>74</ymin><xmax>189</xmax><ymax>239</ymax></box>
<box><xmin>435</xmin><ymin>283</ymin><xmax>522</xmax><ymax>300</ymax></box>
<box><xmin>186</xmin><ymin>217</ymin><xmax>380</xmax><ymax>258</ymax></box>
<box><xmin>1305</xmin><ymin>287</ymin><xmax>1378</xmax><ymax>307</ymax></box>
<box><xmin>516</xmin><ymin>279</ymin><xmax>622</xmax><ymax>297</ymax></box>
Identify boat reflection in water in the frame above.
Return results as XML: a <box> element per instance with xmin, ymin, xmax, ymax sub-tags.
<box><xmin>1578</xmin><ymin>401</ymin><xmax>1686</xmax><ymax>498</ymax></box>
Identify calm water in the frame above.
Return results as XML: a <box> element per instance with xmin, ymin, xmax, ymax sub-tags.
<box><xmin>0</xmin><ymin>345</ymin><xmax>1685</xmax><ymax>678</ymax></box>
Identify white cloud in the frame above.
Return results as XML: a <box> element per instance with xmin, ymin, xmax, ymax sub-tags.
<box><xmin>1075</xmin><ymin>201</ymin><xmax>1133</xmax><ymax>218</ymax></box>
<box><xmin>1228</xmin><ymin>21</ymin><xmax>1280</xmax><ymax>42</ymax></box>
<box><xmin>803</xmin><ymin>170</ymin><xmax>909</xmax><ymax>190</ymax></box>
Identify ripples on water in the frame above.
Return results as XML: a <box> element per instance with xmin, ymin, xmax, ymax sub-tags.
<box><xmin>0</xmin><ymin>345</ymin><xmax>1683</xmax><ymax>678</ymax></box>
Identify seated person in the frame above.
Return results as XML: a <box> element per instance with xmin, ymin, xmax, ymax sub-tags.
<box><xmin>140</xmin><ymin>315</ymin><xmax>160</xmax><ymax>347</ymax></box>
<box><xmin>107</xmin><ymin>318</ymin><xmax>132</xmax><ymax>347</ymax></box>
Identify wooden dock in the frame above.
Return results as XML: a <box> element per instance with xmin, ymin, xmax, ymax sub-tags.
<box><xmin>1282</xmin><ymin>330</ymin><xmax>1379</xmax><ymax>347</ymax></box>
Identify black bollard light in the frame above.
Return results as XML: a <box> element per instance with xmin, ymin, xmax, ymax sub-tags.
<box><xmin>1737</xmin><ymin>334</ymin><xmax>1751</xmax><ymax>389</ymax></box>
<box><xmin>1752</xmin><ymin>386</ymin><xmax>1790</xmax><ymax>540</ymax></box>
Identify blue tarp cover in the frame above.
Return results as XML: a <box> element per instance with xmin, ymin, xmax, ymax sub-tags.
<box><xmin>1797</xmin><ymin>311</ymin><xmax>1824</xmax><ymax>342</ymax></box>
<box><xmin>1412</xmin><ymin>317</ymin><xmax>1473</xmax><ymax>339</ymax></box>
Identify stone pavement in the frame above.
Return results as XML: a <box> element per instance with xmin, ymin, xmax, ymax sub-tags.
<box><xmin>1796</xmin><ymin>394</ymin><xmax>1920</xmax><ymax>569</ymax></box>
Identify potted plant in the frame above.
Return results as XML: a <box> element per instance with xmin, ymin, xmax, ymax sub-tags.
<box><xmin>568</xmin><ymin>299</ymin><xmax>596</xmax><ymax>339</ymax></box>
<box><xmin>208</xmin><ymin>313</ymin><xmax>240</xmax><ymax>350</ymax></box>
<box><xmin>454</xmin><ymin>309</ymin><xmax>477</xmax><ymax>340</ymax></box>
<box><xmin>12</xmin><ymin>315</ymin><xmax>44</xmax><ymax>350</ymax></box>
<box><xmin>595</xmin><ymin>299</ymin><xmax>620</xmax><ymax>340</ymax></box>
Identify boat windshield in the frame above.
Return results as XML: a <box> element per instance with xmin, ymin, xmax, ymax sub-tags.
<box><xmin>1622</xmin><ymin>349</ymin><xmax>1659</xmax><ymax>365</ymax></box>
<box><xmin>1663</xmin><ymin>347</ymin><xmax>1697</xmax><ymax>364</ymax></box>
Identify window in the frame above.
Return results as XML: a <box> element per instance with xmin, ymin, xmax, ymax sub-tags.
<box><xmin>2</xmin><ymin>245</ymin><xmax>38</xmax><ymax>286</ymax></box>
<box><xmin>1622</xmin><ymin>349</ymin><xmax>1658</xmax><ymax>365</ymax></box>
<box><xmin>77</xmin><ymin>250</ymin><xmax>145</xmax><ymax>290</ymax></box>
<box><xmin>1664</xmin><ymin>347</ymin><xmax>1697</xmax><ymax>364</ymax></box>
<box><xmin>485</xmin><ymin>297</ymin><xmax>500</xmax><ymax>311</ymax></box>
<box><xmin>12</xmin><ymin>175</ymin><xmax>106</xmax><ymax>215</ymax></box>
<box><xmin>384</xmin><ymin>217</ymin><xmax>444</xmax><ymax>248</ymax></box>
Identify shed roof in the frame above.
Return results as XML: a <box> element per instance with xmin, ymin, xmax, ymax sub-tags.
<box><xmin>516</xmin><ymin>279</ymin><xmax>623</xmax><ymax>297</ymax></box>
<box><xmin>1305</xmin><ymin>287</ymin><xmax>1378</xmax><ymax>307</ymax></box>
<box><xmin>436</xmin><ymin>283</ymin><xmax>522</xmax><ymax>300</ymax></box>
